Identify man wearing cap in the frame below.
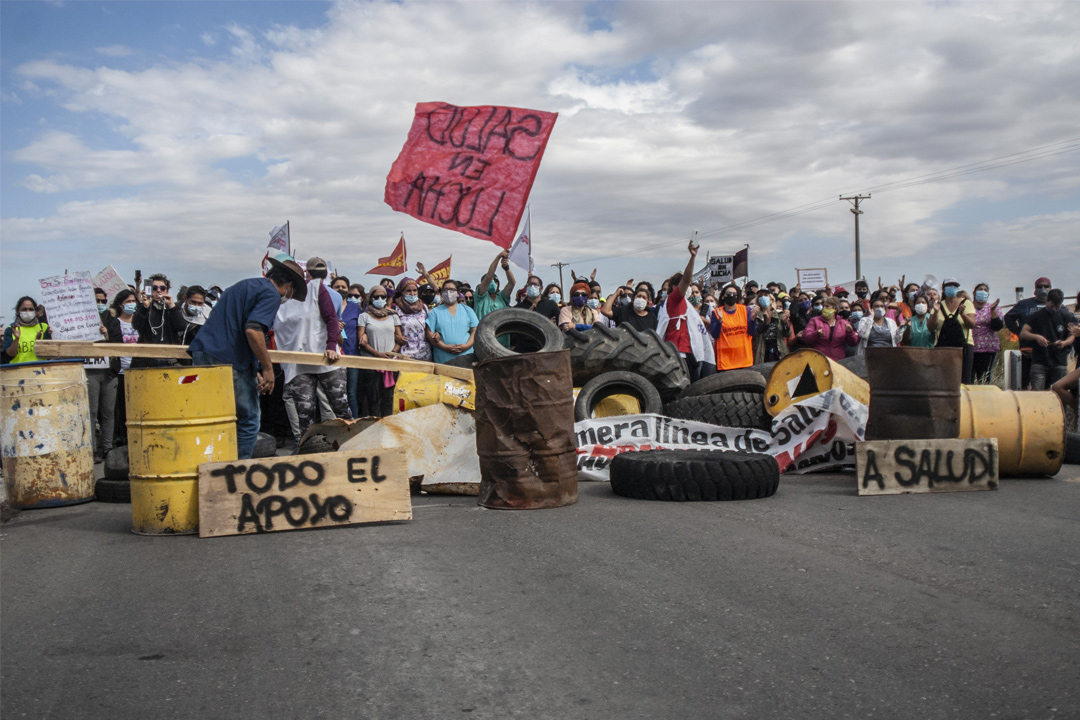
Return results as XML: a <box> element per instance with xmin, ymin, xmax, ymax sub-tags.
<box><xmin>1005</xmin><ymin>277</ymin><xmax>1059</xmax><ymax>389</ymax></box>
<box><xmin>189</xmin><ymin>252</ymin><xmax>307</xmax><ymax>460</ymax></box>
<box><xmin>275</xmin><ymin>257</ymin><xmax>352</xmax><ymax>450</ymax></box>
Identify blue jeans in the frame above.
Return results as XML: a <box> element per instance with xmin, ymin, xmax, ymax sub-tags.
<box><xmin>191</xmin><ymin>351</ymin><xmax>260</xmax><ymax>460</ymax></box>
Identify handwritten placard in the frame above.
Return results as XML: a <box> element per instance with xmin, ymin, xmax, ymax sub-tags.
<box><xmin>38</xmin><ymin>272</ymin><xmax>102</xmax><ymax>342</ymax></box>
<box><xmin>92</xmin><ymin>265</ymin><xmax>130</xmax><ymax>305</ymax></box>
<box><xmin>384</xmin><ymin>102</ymin><xmax>558</xmax><ymax>249</ymax></box>
<box><xmin>197</xmin><ymin>449</ymin><xmax>411</xmax><ymax>537</ymax></box>
<box><xmin>856</xmin><ymin>439</ymin><xmax>999</xmax><ymax>496</ymax></box>
<box><xmin>796</xmin><ymin>268</ymin><xmax>829</xmax><ymax>290</ymax></box>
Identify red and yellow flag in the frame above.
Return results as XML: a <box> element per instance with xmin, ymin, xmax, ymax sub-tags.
<box><xmin>427</xmin><ymin>256</ymin><xmax>452</xmax><ymax>285</ymax></box>
<box><xmin>366</xmin><ymin>235</ymin><xmax>407</xmax><ymax>276</ymax></box>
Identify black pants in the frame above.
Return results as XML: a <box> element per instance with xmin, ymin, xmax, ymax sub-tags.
<box><xmin>971</xmin><ymin>351</ymin><xmax>998</xmax><ymax>384</ymax></box>
<box><xmin>359</xmin><ymin>369</ymin><xmax>396</xmax><ymax>418</ymax></box>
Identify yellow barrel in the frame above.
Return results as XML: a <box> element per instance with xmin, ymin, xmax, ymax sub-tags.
<box><xmin>126</xmin><ymin>366</ymin><xmax>237</xmax><ymax>535</ymax></box>
<box><xmin>394</xmin><ymin>372</ymin><xmax>476</xmax><ymax>413</ymax></box>
<box><xmin>1</xmin><ymin>361</ymin><xmax>94</xmax><ymax>508</ymax></box>
<box><xmin>764</xmin><ymin>349</ymin><xmax>870</xmax><ymax>417</ymax></box>
<box><xmin>957</xmin><ymin>387</ymin><xmax>1064</xmax><ymax>476</ymax></box>
<box><xmin>571</xmin><ymin>388</ymin><xmax>642</xmax><ymax>417</ymax></box>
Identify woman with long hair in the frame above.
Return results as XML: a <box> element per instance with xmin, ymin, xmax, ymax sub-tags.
<box><xmin>2</xmin><ymin>296</ymin><xmax>52</xmax><ymax>364</ymax></box>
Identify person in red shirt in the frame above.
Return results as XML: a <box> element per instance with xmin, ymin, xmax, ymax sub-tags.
<box><xmin>660</xmin><ymin>240</ymin><xmax>701</xmax><ymax>378</ymax></box>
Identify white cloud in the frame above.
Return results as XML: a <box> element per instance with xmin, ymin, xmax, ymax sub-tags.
<box><xmin>3</xmin><ymin>0</ymin><xmax>1079</xmax><ymax>306</ymax></box>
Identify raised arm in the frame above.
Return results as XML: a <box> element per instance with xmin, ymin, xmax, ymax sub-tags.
<box><xmin>477</xmin><ymin>250</ymin><xmax>504</xmax><ymax>296</ymax></box>
<box><xmin>677</xmin><ymin>240</ymin><xmax>698</xmax><ymax>298</ymax></box>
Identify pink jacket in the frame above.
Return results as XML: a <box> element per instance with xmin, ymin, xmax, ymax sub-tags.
<box><xmin>801</xmin><ymin>316</ymin><xmax>858</xmax><ymax>360</ymax></box>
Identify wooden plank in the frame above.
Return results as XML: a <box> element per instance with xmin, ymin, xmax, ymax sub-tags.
<box><xmin>33</xmin><ymin>340</ymin><xmax>474</xmax><ymax>382</ymax></box>
<box><xmin>197</xmin><ymin>449</ymin><xmax>411</xmax><ymax>537</ymax></box>
<box><xmin>856</xmin><ymin>439</ymin><xmax>999</xmax><ymax>496</ymax></box>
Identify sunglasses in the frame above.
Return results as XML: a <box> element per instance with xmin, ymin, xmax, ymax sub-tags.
<box><xmin>152</xmin><ymin>285</ymin><xmax>168</xmax><ymax>291</ymax></box>
<box><xmin>349</xmin><ymin>294</ymin><xmax>362</xmax><ymax>299</ymax></box>
<box><xmin>572</xmin><ymin>292</ymin><xmax>588</xmax><ymax>298</ymax></box>
<box><xmin>1037</xmin><ymin>284</ymin><xmax>1050</xmax><ymax>289</ymax></box>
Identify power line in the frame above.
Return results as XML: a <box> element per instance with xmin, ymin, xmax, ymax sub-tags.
<box><xmin>566</xmin><ymin>137</ymin><xmax>1080</xmax><ymax>264</ymax></box>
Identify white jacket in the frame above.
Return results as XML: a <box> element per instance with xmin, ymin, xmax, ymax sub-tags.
<box><xmin>856</xmin><ymin>316</ymin><xmax>904</xmax><ymax>356</ymax></box>
<box><xmin>657</xmin><ymin>302</ymin><xmax>715</xmax><ymax>365</ymax></box>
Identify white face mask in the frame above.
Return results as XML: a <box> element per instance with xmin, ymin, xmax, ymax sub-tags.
<box><xmin>372</xmin><ymin>298</ymin><xmax>387</xmax><ymax>309</ymax></box>
<box><xmin>19</xmin><ymin>310</ymin><xmax>37</xmax><ymax>323</ymax></box>
<box><xmin>442</xmin><ymin>290</ymin><xmax>458</xmax><ymax>305</ymax></box>
<box><xmin>914</xmin><ymin>303</ymin><xmax>928</xmax><ymax>316</ymax></box>
<box><xmin>526</xmin><ymin>285</ymin><xmax>541</xmax><ymax>299</ymax></box>
<box><xmin>873</xmin><ymin>307</ymin><xmax>885</xmax><ymax>319</ymax></box>
<box><xmin>633</xmin><ymin>297</ymin><xmax>648</xmax><ymax>312</ymax></box>
<box><xmin>548</xmin><ymin>293</ymin><xmax>561</xmax><ymax>305</ymax></box>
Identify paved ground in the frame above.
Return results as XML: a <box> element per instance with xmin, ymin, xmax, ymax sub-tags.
<box><xmin>2</xmin><ymin>466</ymin><xmax>1079</xmax><ymax>720</ymax></box>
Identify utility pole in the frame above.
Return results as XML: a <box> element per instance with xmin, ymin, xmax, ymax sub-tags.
<box><xmin>551</xmin><ymin>261</ymin><xmax>569</xmax><ymax>293</ymax></box>
<box><xmin>839</xmin><ymin>194</ymin><xmax>870</xmax><ymax>281</ymax></box>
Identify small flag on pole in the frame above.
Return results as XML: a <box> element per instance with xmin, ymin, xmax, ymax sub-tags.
<box><xmin>426</xmin><ymin>256</ymin><xmax>452</xmax><ymax>286</ymax></box>
<box><xmin>508</xmin><ymin>209</ymin><xmax>533</xmax><ymax>273</ymax></box>
<box><xmin>268</xmin><ymin>221</ymin><xmax>290</xmax><ymax>253</ymax></box>
<box><xmin>366</xmin><ymin>235</ymin><xmax>408</xmax><ymax>276</ymax></box>
<box><xmin>733</xmin><ymin>246</ymin><xmax>749</xmax><ymax>279</ymax></box>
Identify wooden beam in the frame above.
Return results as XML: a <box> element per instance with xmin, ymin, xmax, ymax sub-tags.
<box><xmin>33</xmin><ymin>340</ymin><xmax>475</xmax><ymax>382</ymax></box>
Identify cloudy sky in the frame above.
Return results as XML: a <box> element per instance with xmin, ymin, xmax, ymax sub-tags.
<box><xmin>2</xmin><ymin>0</ymin><xmax>1078</xmax><ymax>320</ymax></box>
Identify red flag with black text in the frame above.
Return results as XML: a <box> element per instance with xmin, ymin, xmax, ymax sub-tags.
<box><xmin>384</xmin><ymin>102</ymin><xmax>558</xmax><ymax>249</ymax></box>
<box><xmin>366</xmin><ymin>235</ymin><xmax>407</xmax><ymax>276</ymax></box>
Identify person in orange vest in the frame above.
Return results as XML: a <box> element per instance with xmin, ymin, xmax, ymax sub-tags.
<box><xmin>708</xmin><ymin>284</ymin><xmax>755</xmax><ymax>371</ymax></box>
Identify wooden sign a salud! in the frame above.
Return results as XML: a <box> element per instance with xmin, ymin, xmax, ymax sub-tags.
<box><xmin>197</xmin><ymin>449</ymin><xmax>411</xmax><ymax>537</ymax></box>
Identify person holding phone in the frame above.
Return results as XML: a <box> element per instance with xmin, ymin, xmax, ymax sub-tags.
<box><xmin>130</xmin><ymin>273</ymin><xmax>187</xmax><ymax>367</ymax></box>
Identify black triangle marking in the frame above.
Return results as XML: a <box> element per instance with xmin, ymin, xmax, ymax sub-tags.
<box><xmin>791</xmin><ymin>364</ymin><xmax>819</xmax><ymax>398</ymax></box>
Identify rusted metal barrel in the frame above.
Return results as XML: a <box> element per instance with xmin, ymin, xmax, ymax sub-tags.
<box><xmin>1</xmin><ymin>361</ymin><xmax>95</xmax><ymax>508</ymax></box>
<box><xmin>764</xmin><ymin>349</ymin><xmax>870</xmax><ymax>417</ymax></box>
<box><xmin>957</xmin><ymin>387</ymin><xmax>1064</xmax><ymax>476</ymax></box>
<box><xmin>127</xmin><ymin>366</ymin><xmax>237</xmax><ymax>534</ymax></box>
<box><xmin>474</xmin><ymin>350</ymin><xmax>577</xmax><ymax>509</ymax></box>
<box><xmin>864</xmin><ymin>347</ymin><xmax>963</xmax><ymax>440</ymax></box>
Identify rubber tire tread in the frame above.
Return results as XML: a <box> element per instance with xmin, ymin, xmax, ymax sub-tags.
<box><xmin>103</xmin><ymin>446</ymin><xmax>129</xmax><ymax>480</ymax></box>
<box><xmin>575</xmin><ymin>371</ymin><xmax>663</xmax><ymax>421</ymax></box>
<box><xmin>565</xmin><ymin>325</ymin><xmax>689</xmax><ymax>395</ymax></box>
<box><xmin>443</xmin><ymin>353</ymin><xmax>479</xmax><ymax>368</ymax></box>
<box><xmin>1065</xmin><ymin>432</ymin><xmax>1080</xmax><ymax>465</ymax></box>
<box><xmin>664</xmin><ymin>391</ymin><xmax>771</xmax><ymax>430</ymax></box>
<box><xmin>299</xmin><ymin>435</ymin><xmax>335</xmax><ymax>455</ymax></box>
<box><xmin>94</xmin><ymin>477</ymin><xmax>131</xmax><ymax>504</ymax></box>
<box><xmin>474</xmin><ymin>308</ymin><xmax>565</xmax><ymax>361</ymax></box>
<box><xmin>610</xmin><ymin>449</ymin><xmax>779</xmax><ymax>501</ymax></box>
<box><xmin>678</xmin><ymin>368</ymin><xmax>767</xmax><ymax>399</ymax></box>
<box><xmin>252</xmin><ymin>432</ymin><xmax>277</xmax><ymax>459</ymax></box>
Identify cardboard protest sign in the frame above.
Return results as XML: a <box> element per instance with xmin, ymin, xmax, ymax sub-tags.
<box><xmin>384</xmin><ymin>102</ymin><xmax>557</xmax><ymax>249</ymax></box>
<box><xmin>38</xmin><ymin>272</ymin><xmax>103</xmax><ymax>342</ymax></box>
<box><xmin>797</xmin><ymin>268</ymin><xmax>829</xmax><ymax>290</ymax></box>
<box><xmin>856</xmin><ymin>439</ymin><xmax>998</xmax><ymax>496</ymax></box>
<box><xmin>92</xmin><ymin>265</ymin><xmax>130</xmax><ymax>305</ymax></box>
<box><xmin>197</xmin><ymin>449</ymin><xmax>411</xmax><ymax>538</ymax></box>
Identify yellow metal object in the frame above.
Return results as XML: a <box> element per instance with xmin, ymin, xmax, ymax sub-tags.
<box><xmin>393</xmin><ymin>372</ymin><xmax>475</xmax><ymax>413</ymax></box>
<box><xmin>1</xmin><ymin>361</ymin><xmax>94</xmax><ymax>508</ymax></box>
<box><xmin>571</xmin><ymin>388</ymin><xmax>642</xmax><ymax>417</ymax></box>
<box><xmin>126</xmin><ymin>366</ymin><xmax>237</xmax><ymax>535</ymax></box>
<box><xmin>957</xmin><ymin>388</ymin><xmax>1064</xmax><ymax>476</ymax></box>
<box><xmin>764</xmin><ymin>349</ymin><xmax>870</xmax><ymax>417</ymax></box>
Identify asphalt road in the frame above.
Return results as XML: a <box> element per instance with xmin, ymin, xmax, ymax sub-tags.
<box><xmin>3</xmin><ymin>467</ymin><xmax>1079</xmax><ymax>720</ymax></box>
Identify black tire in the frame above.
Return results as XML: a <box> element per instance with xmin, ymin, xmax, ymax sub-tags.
<box><xmin>443</xmin><ymin>353</ymin><xmax>479</xmax><ymax>368</ymax></box>
<box><xmin>750</xmin><ymin>361</ymin><xmax>777</xmax><ymax>379</ymax></box>
<box><xmin>103</xmin><ymin>446</ymin><xmax>129</xmax><ymax>480</ymax></box>
<box><xmin>678</xmin><ymin>368</ymin><xmax>767</xmax><ymax>399</ymax></box>
<box><xmin>610</xmin><ymin>449</ymin><xmax>780</xmax><ymax>501</ymax></box>
<box><xmin>252</xmin><ymin>432</ymin><xmax>277</xmax><ymax>458</ymax></box>
<box><xmin>474</xmin><ymin>308</ymin><xmax>565</xmax><ymax>361</ymax></box>
<box><xmin>838</xmin><ymin>354</ymin><xmax>868</xmax><ymax>380</ymax></box>
<box><xmin>299</xmin><ymin>435</ymin><xmax>335</xmax><ymax>455</ymax></box>
<box><xmin>565</xmin><ymin>324</ymin><xmax>631</xmax><ymax>380</ymax></box>
<box><xmin>575</xmin><ymin>371</ymin><xmax>663</xmax><ymax>421</ymax></box>
<box><xmin>1065</xmin><ymin>433</ymin><xmax>1080</xmax><ymax>465</ymax></box>
<box><xmin>664</xmin><ymin>391</ymin><xmax>772</xmax><ymax>430</ymax></box>
<box><xmin>94</xmin><ymin>477</ymin><xmax>131</xmax><ymax>504</ymax></box>
<box><xmin>565</xmin><ymin>325</ymin><xmax>689</xmax><ymax>396</ymax></box>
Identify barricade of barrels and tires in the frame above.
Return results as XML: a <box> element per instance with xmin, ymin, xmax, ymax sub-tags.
<box><xmin>3</xmin><ymin>308</ymin><xmax>1078</xmax><ymax>538</ymax></box>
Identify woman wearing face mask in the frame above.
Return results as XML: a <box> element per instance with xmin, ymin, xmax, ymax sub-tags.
<box><xmin>425</xmin><ymin>280</ymin><xmax>479</xmax><ymax>364</ymax></box>
<box><xmin>928</xmin><ymin>277</ymin><xmax>976</xmax><ymax>384</ymax></box>
<box><xmin>707</xmin><ymin>284</ymin><xmax>756</xmax><ymax>370</ymax></box>
<box><xmin>559</xmin><ymin>281</ymin><xmax>600</xmax><ymax>332</ymax></box>
<box><xmin>177</xmin><ymin>286</ymin><xmax>209</xmax><ymax>346</ymax></box>
<box><xmin>855</xmin><ymin>291</ymin><xmax>904</xmax><ymax>356</ymax></box>
<box><xmin>971</xmin><ymin>283</ymin><xmax>1005</xmax><ymax>383</ymax></box>
<box><xmin>356</xmin><ymin>285</ymin><xmax>406</xmax><ymax>418</ymax></box>
<box><xmin>516</xmin><ymin>275</ymin><xmax>561</xmax><ymax>324</ymax></box>
<box><xmin>589</xmin><ymin>288</ymin><xmax>614</xmax><ymax>328</ymax></box>
<box><xmin>753</xmin><ymin>294</ymin><xmax>792</xmax><ymax>364</ymax></box>
<box><xmin>392</xmin><ymin>278</ymin><xmax>432</xmax><ymax>361</ymax></box>
<box><xmin>339</xmin><ymin>283</ymin><xmax>368</xmax><ymax>418</ymax></box>
<box><xmin>108</xmin><ymin>289</ymin><xmax>141</xmax><ymax>447</ymax></box>
<box><xmin>801</xmin><ymin>296</ymin><xmax>858</xmax><ymax>360</ymax></box>
<box><xmin>602</xmin><ymin>284</ymin><xmax>658</xmax><ymax>332</ymax></box>
<box><xmin>901</xmin><ymin>294</ymin><xmax>936</xmax><ymax>348</ymax></box>
<box><xmin>2</xmin><ymin>296</ymin><xmax>52</xmax><ymax>365</ymax></box>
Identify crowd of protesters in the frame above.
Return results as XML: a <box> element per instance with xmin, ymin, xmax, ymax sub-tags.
<box><xmin>4</xmin><ymin>243</ymin><xmax>1078</xmax><ymax>460</ymax></box>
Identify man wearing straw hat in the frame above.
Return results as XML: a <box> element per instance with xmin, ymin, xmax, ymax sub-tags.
<box><xmin>189</xmin><ymin>252</ymin><xmax>307</xmax><ymax>459</ymax></box>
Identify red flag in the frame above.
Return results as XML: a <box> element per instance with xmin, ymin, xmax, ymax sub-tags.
<box><xmin>426</xmin><ymin>256</ymin><xmax>452</xmax><ymax>285</ymax></box>
<box><xmin>384</xmin><ymin>102</ymin><xmax>557</xmax><ymax>249</ymax></box>
<box><xmin>366</xmin><ymin>235</ymin><xmax>407</xmax><ymax>276</ymax></box>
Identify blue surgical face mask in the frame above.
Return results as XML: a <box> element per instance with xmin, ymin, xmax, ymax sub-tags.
<box><xmin>549</xmin><ymin>293</ymin><xmax>561</xmax><ymax>305</ymax></box>
<box><xmin>974</xmin><ymin>290</ymin><xmax>989</xmax><ymax>303</ymax></box>
<box><xmin>97</xmin><ymin>303</ymin><xmax>108</xmax><ymax>313</ymax></box>
<box><xmin>122</xmin><ymin>303</ymin><xmax>137</xmax><ymax>315</ymax></box>
<box><xmin>526</xmin><ymin>285</ymin><xmax>541</xmax><ymax>299</ymax></box>
<box><xmin>348</xmin><ymin>296</ymin><xmax>362</xmax><ymax>305</ymax></box>
<box><xmin>372</xmin><ymin>298</ymin><xmax>387</xmax><ymax>309</ymax></box>
<box><xmin>850</xmin><ymin>310</ymin><xmax>864</xmax><ymax>322</ymax></box>
<box><xmin>758</xmin><ymin>296</ymin><xmax>771</xmax><ymax>308</ymax></box>
<box><xmin>944</xmin><ymin>286</ymin><xmax>958</xmax><ymax>299</ymax></box>
<box><xmin>403</xmin><ymin>294</ymin><xmax>418</xmax><ymax>304</ymax></box>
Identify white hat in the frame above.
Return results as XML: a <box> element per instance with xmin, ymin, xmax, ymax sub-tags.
<box><xmin>942</xmin><ymin>277</ymin><xmax>960</xmax><ymax>287</ymax></box>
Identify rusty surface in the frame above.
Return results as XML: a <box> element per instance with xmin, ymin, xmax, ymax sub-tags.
<box><xmin>1</xmin><ymin>361</ymin><xmax>95</xmax><ymax>508</ymax></box>
<box><xmin>864</xmin><ymin>347</ymin><xmax>963</xmax><ymax>441</ymax></box>
<box><xmin>474</xmin><ymin>350</ymin><xmax>578</xmax><ymax>510</ymax></box>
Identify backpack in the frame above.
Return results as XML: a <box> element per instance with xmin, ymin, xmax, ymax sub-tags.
<box><xmin>936</xmin><ymin>301</ymin><xmax>967</xmax><ymax>348</ymax></box>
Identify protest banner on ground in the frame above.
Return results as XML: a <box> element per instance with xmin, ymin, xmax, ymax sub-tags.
<box><xmin>574</xmin><ymin>389</ymin><xmax>867</xmax><ymax>481</ymax></box>
<box><xmin>384</xmin><ymin>102</ymin><xmax>557</xmax><ymax>249</ymax></box>
<box><xmin>92</xmin><ymin>265</ymin><xmax>130</xmax><ymax>305</ymax></box>
<box><xmin>797</xmin><ymin>268</ymin><xmax>829</xmax><ymax>290</ymax></box>
<box><xmin>38</xmin><ymin>272</ymin><xmax>102</xmax><ymax>342</ymax></box>
<box><xmin>197</xmin><ymin>449</ymin><xmax>411</xmax><ymax>537</ymax></box>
